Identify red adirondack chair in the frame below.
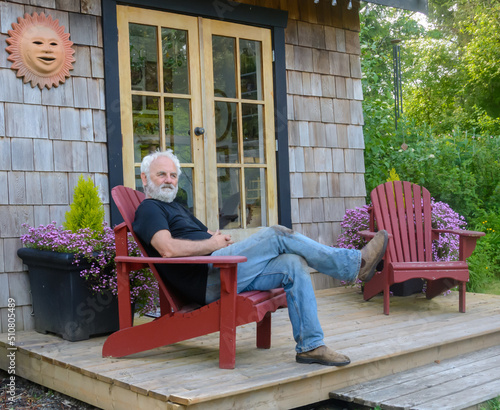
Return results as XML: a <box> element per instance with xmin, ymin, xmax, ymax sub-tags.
<box><xmin>102</xmin><ymin>186</ymin><xmax>287</xmax><ymax>369</ymax></box>
<box><xmin>360</xmin><ymin>181</ymin><xmax>485</xmax><ymax>315</ymax></box>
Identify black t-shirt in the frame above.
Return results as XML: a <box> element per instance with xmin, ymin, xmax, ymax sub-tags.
<box><xmin>133</xmin><ymin>199</ymin><xmax>212</xmax><ymax>305</ymax></box>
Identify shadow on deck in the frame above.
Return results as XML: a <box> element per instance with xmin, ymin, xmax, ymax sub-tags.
<box><xmin>1</xmin><ymin>287</ymin><xmax>499</xmax><ymax>409</ymax></box>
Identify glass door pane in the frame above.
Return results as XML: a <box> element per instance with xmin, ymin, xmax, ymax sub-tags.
<box><xmin>164</xmin><ymin>97</ymin><xmax>191</xmax><ymax>163</ymax></box>
<box><xmin>242</xmin><ymin>103</ymin><xmax>265</xmax><ymax>164</ymax></box>
<box><xmin>218</xmin><ymin>168</ymin><xmax>241</xmax><ymax>229</ymax></box>
<box><xmin>215</xmin><ymin>101</ymin><xmax>238</xmax><ymax>163</ymax></box>
<box><xmin>240</xmin><ymin>39</ymin><xmax>262</xmax><ymax>100</ymax></box>
<box><xmin>212</xmin><ymin>36</ymin><xmax>236</xmax><ymax>98</ymax></box>
<box><xmin>129</xmin><ymin>23</ymin><xmax>158</xmax><ymax>92</ymax></box>
<box><xmin>132</xmin><ymin>95</ymin><xmax>160</xmax><ymax>162</ymax></box>
<box><xmin>245</xmin><ymin>168</ymin><xmax>267</xmax><ymax>228</ymax></box>
<box><xmin>162</xmin><ymin>28</ymin><xmax>189</xmax><ymax>94</ymax></box>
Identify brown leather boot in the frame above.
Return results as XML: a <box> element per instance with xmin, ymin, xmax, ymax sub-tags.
<box><xmin>357</xmin><ymin>230</ymin><xmax>389</xmax><ymax>282</ymax></box>
<box><xmin>296</xmin><ymin>345</ymin><xmax>351</xmax><ymax>366</ymax></box>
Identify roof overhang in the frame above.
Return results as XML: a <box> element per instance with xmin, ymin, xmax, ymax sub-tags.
<box><xmin>363</xmin><ymin>0</ymin><xmax>428</xmax><ymax>14</ymax></box>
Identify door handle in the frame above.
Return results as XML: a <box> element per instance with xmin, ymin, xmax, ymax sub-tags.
<box><xmin>194</xmin><ymin>127</ymin><xmax>205</xmax><ymax>136</ymax></box>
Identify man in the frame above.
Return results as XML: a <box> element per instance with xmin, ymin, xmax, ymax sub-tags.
<box><xmin>133</xmin><ymin>150</ymin><xmax>388</xmax><ymax>366</ymax></box>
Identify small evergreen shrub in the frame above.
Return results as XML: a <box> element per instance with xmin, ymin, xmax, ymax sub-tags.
<box><xmin>63</xmin><ymin>175</ymin><xmax>105</xmax><ymax>236</ymax></box>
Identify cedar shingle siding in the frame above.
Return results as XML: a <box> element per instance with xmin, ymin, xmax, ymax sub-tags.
<box><xmin>0</xmin><ymin>0</ymin><xmax>106</xmax><ymax>332</ymax></box>
<box><xmin>280</xmin><ymin>1</ymin><xmax>366</xmax><ymax>245</ymax></box>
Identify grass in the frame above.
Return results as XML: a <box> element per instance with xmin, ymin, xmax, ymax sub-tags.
<box><xmin>484</xmin><ymin>278</ymin><xmax>500</xmax><ymax>295</ymax></box>
<box><xmin>481</xmin><ymin>396</ymin><xmax>500</xmax><ymax>410</ymax></box>
<box><xmin>475</xmin><ymin>276</ymin><xmax>500</xmax><ymax>296</ymax></box>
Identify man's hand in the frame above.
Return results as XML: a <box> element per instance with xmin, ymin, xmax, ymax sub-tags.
<box><xmin>211</xmin><ymin>230</ymin><xmax>234</xmax><ymax>248</ymax></box>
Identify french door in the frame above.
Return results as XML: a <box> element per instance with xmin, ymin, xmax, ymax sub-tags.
<box><xmin>117</xmin><ymin>6</ymin><xmax>277</xmax><ymax>238</ymax></box>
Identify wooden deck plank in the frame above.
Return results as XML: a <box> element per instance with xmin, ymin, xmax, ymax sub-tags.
<box><xmin>415</xmin><ymin>378</ymin><xmax>500</xmax><ymax>410</ymax></box>
<box><xmin>1</xmin><ymin>288</ymin><xmax>500</xmax><ymax>409</ymax></box>
<box><xmin>383</xmin><ymin>356</ymin><xmax>500</xmax><ymax>409</ymax></box>
<box><xmin>339</xmin><ymin>352</ymin><xmax>500</xmax><ymax>407</ymax></box>
<box><xmin>330</xmin><ymin>346</ymin><xmax>500</xmax><ymax>410</ymax></box>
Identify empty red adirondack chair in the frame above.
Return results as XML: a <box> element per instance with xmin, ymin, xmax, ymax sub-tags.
<box><xmin>102</xmin><ymin>186</ymin><xmax>287</xmax><ymax>369</ymax></box>
<box><xmin>360</xmin><ymin>181</ymin><xmax>485</xmax><ymax>315</ymax></box>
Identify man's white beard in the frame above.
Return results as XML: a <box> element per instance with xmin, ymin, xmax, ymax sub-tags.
<box><xmin>145</xmin><ymin>180</ymin><xmax>178</xmax><ymax>203</ymax></box>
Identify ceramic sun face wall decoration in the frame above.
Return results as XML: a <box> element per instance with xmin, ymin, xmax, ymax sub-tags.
<box><xmin>6</xmin><ymin>12</ymin><xmax>75</xmax><ymax>89</ymax></box>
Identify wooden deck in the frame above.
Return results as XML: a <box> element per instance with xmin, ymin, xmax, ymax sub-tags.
<box><xmin>1</xmin><ymin>287</ymin><xmax>500</xmax><ymax>410</ymax></box>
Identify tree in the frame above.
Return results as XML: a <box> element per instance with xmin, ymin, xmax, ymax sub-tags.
<box><xmin>402</xmin><ymin>0</ymin><xmax>500</xmax><ymax>135</ymax></box>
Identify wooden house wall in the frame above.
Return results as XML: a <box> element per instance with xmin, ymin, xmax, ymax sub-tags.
<box><xmin>0</xmin><ymin>0</ymin><xmax>366</xmax><ymax>332</ymax></box>
<box><xmin>0</xmin><ymin>0</ymin><xmax>106</xmax><ymax>333</ymax></box>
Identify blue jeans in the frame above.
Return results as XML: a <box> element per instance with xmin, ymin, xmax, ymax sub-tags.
<box><xmin>207</xmin><ymin>225</ymin><xmax>361</xmax><ymax>353</ymax></box>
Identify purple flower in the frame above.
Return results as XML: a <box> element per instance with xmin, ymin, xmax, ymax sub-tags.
<box><xmin>430</xmin><ymin>199</ymin><xmax>467</xmax><ymax>262</ymax></box>
<box><xmin>336</xmin><ymin>205</ymin><xmax>370</xmax><ymax>250</ymax></box>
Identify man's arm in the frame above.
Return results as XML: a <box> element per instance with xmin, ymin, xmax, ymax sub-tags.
<box><xmin>151</xmin><ymin>229</ymin><xmax>233</xmax><ymax>258</ymax></box>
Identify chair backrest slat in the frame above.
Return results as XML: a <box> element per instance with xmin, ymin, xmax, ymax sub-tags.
<box><xmin>394</xmin><ymin>181</ymin><xmax>411</xmax><ymax>262</ymax></box>
<box><xmin>371</xmin><ymin>181</ymin><xmax>434</xmax><ymax>263</ymax></box>
<box><xmin>412</xmin><ymin>184</ymin><xmax>425</xmax><ymax>261</ymax></box>
<box><xmin>386</xmin><ymin>182</ymin><xmax>405</xmax><ymax>261</ymax></box>
<box><xmin>403</xmin><ymin>181</ymin><xmax>418</xmax><ymax>261</ymax></box>
<box><xmin>372</xmin><ymin>184</ymin><xmax>395</xmax><ymax>262</ymax></box>
<box><xmin>422</xmin><ymin>186</ymin><xmax>433</xmax><ymax>261</ymax></box>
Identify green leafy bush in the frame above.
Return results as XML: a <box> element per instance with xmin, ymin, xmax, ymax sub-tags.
<box><xmin>366</xmin><ymin>126</ymin><xmax>499</xmax><ymax>222</ymax></box>
<box><xmin>63</xmin><ymin>175</ymin><xmax>105</xmax><ymax>236</ymax></box>
<box><xmin>467</xmin><ymin>211</ymin><xmax>500</xmax><ymax>292</ymax></box>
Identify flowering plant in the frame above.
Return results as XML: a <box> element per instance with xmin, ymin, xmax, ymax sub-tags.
<box><xmin>337</xmin><ymin>204</ymin><xmax>371</xmax><ymax>250</ymax></box>
<box><xmin>430</xmin><ymin>200</ymin><xmax>467</xmax><ymax>261</ymax></box>
<box><xmin>20</xmin><ymin>222</ymin><xmax>159</xmax><ymax>316</ymax></box>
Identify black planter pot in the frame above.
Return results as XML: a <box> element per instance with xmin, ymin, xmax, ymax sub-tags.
<box><xmin>390</xmin><ymin>278</ymin><xmax>425</xmax><ymax>296</ymax></box>
<box><xmin>17</xmin><ymin>248</ymin><xmax>119</xmax><ymax>342</ymax></box>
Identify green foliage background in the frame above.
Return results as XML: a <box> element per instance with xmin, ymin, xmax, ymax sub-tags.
<box><xmin>360</xmin><ymin>0</ymin><xmax>500</xmax><ymax>292</ymax></box>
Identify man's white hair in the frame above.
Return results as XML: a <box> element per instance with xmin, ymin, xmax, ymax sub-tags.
<box><xmin>141</xmin><ymin>149</ymin><xmax>182</xmax><ymax>177</ymax></box>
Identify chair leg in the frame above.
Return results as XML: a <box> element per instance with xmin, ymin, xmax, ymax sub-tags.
<box><xmin>219</xmin><ymin>330</ymin><xmax>236</xmax><ymax>369</ymax></box>
<box><xmin>459</xmin><ymin>281</ymin><xmax>466</xmax><ymax>313</ymax></box>
<box><xmin>256</xmin><ymin>312</ymin><xmax>272</xmax><ymax>349</ymax></box>
<box><xmin>219</xmin><ymin>264</ymin><xmax>238</xmax><ymax>369</ymax></box>
<box><xmin>383</xmin><ymin>283</ymin><xmax>391</xmax><ymax>315</ymax></box>
<box><xmin>116</xmin><ymin>263</ymin><xmax>133</xmax><ymax>329</ymax></box>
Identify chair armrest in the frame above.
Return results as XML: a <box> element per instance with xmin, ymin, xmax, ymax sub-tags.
<box><xmin>115</xmin><ymin>255</ymin><xmax>247</xmax><ymax>267</ymax></box>
<box><xmin>359</xmin><ymin>230</ymin><xmax>393</xmax><ymax>240</ymax></box>
<box><xmin>432</xmin><ymin>229</ymin><xmax>486</xmax><ymax>238</ymax></box>
<box><xmin>359</xmin><ymin>230</ymin><xmax>376</xmax><ymax>240</ymax></box>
